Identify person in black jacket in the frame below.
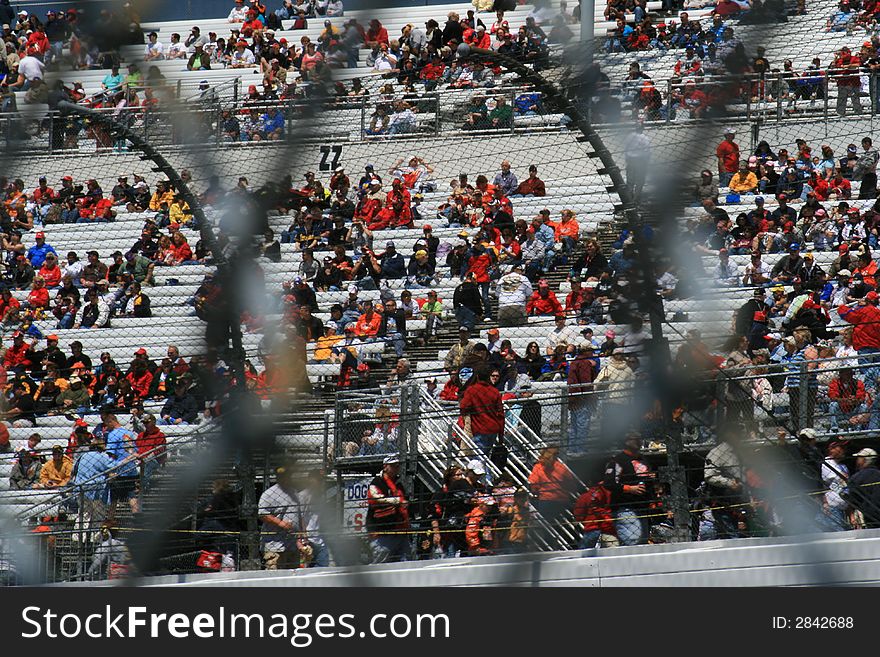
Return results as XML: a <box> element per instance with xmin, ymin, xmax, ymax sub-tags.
<box><xmin>604</xmin><ymin>433</ymin><xmax>656</xmax><ymax>545</ymax></box>
<box><xmin>441</xmin><ymin>12</ymin><xmax>463</xmax><ymax>45</ymax></box>
<box><xmin>735</xmin><ymin>288</ymin><xmax>770</xmax><ymax>337</ymax></box>
<box><xmin>453</xmin><ymin>273</ymin><xmax>483</xmax><ymax>331</ymax></box>
<box><xmin>158</xmin><ymin>380</ymin><xmax>199</xmax><ymax>425</ymax></box>
<box><xmin>846</xmin><ymin>448</ymin><xmax>880</xmax><ymax>528</ymax></box>
<box><xmin>379</xmin><ymin>299</ymin><xmax>407</xmax><ymax>357</ymax></box>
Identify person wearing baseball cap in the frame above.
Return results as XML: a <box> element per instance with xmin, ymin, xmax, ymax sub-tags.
<box><xmin>365</xmin><ymin>453</ymin><xmax>409</xmax><ymax>562</ymax></box>
<box><xmin>847</xmin><ymin>447</ymin><xmax>880</xmax><ymax>527</ymax></box>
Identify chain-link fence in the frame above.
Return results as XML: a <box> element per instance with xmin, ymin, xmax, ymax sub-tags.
<box><xmin>2</xmin><ymin>0</ymin><xmax>880</xmax><ymax>586</ymax></box>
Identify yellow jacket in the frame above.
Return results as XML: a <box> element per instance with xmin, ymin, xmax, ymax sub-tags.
<box><xmin>169</xmin><ymin>200</ymin><xmax>191</xmax><ymax>225</ymax></box>
<box><xmin>39</xmin><ymin>457</ymin><xmax>73</xmax><ymax>487</ymax></box>
<box><xmin>728</xmin><ymin>171</ymin><xmax>758</xmax><ymax>193</ymax></box>
<box><xmin>149</xmin><ymin>190</ymin><xmax>175</xmax><ymax>212</ymax></box>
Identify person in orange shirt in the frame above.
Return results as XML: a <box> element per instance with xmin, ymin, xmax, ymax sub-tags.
<box><xmin>465</xmin><ymin>495</ymin><xmax>498</xmax><ymax>555</ymax></box>
<box><xmin>354</xmin><ymin>303</ymin><xmax>382</xmax><ymax>338</ymax></box>
<box><xmin>554</xmin><ymin>209</ymin><xmax>580</xmax><ymax>255</ymax></box>
<box><xmin>854</xmin><ymin>250</ymin><xmax>878</xmax><ymax>288</ymax></box>
<box><xmin>527</xmin><ymin>446</ymin><xmax>578</xmax><ymax>524</ymax></box>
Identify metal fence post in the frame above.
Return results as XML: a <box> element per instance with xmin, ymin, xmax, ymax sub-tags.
<box><xmin>799</xmin><ymin>361</ymin><xmax>809</xmax><ymax>432</ymax></box>
<box><xmin>360</xmin><ymin>97</ymin><xmax>366</xmax><ymax>140</ymax></box>
<box><xmin>823</xmin><ymin>75</ymin><xmax>829</xmax><ymax>124</ymax></box>
<box><xmin>666</xmin><ymin>78</ymin><xmax>672</xmax><ymax>124</ymax></box>
<box><xmin>777</xmin><ymin>72</ymin><xmax>783</xmax><ymax>122</ymax></box>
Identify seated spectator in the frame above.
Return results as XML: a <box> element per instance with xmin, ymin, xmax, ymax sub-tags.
<box><xmin>159</xmin><ymin>379</ymin><xmax>200</xmax><ymax>425</ymax></box>
<box><xmin>526</xmin><ymin>279</ymin><xmax>563</xmax><ymax>316</ymax></box>
<box><xmin>828</xmin><ymin>368</ymin><xmax>871</xmax><ymax>432</ymax></box>
<box><xmin>514</xmin><ymin>165</ymin><xmax>546</xmax><ymax>197</ymax></box>
<box><xmin>9</xmin><ymin>448</ymin><xmax>41</xmax><ymax>489</ymax></box>
<box><xmin>35</xmin><ymin>445</ymin><xmax>72</xmax><ymax>488</ymax></box>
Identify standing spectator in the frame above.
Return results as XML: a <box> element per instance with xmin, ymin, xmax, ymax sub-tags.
<box><xmin>444</xmin><ymin>327</ymin><xmax>475</xmax><ymax>371</ymax></box>
<box><xmin>845</xmin><ymin>447</ymin><xmax>880</xmax><ymax>528</ymax></box>
<box><xmin>528</xmin><ymin>446</ymin><xmax>578</xmax><ymax>525</ymax></box>
<box><xmin>70</xmin><ymin>436</ymin><xmax>115</xmax><ymax>542</ymax></box>
<box><xmin>832</xmin><ymin>46</ymin><xmax>862</xmax><ymax>116</ymax></box>
<box><xmin>604</xmin><ymin>433</ymin><xmax>654</xmax><ymax>545</ymax></box>
<box><xmin>496</xmin><ymin>264</ymin><xmax>532</xmax><ymax>327</ymax></box>
<box><xmin>258</xmin><ymin>466</ymin><xmax>304</xmax><ymax>570</ymax></box>
<box><xmin>704</xmin><ymin>432</ymin><xmax>746</xmax><ymax>538</ymax></box>
<box><xmin>104</xmin><ymin>414</ymin><xmax>139</xmax><ymax>519</ymax></box>
<box><xmin>821</xmin><ymin>439</ymin><xmax>850</xmax><ymax>531</ymax></box>
<box><xmin>366</xmin><ymin>454</ymin><xmax>410</xmax><ymax>562</ymax></box>
<box><xmin>459</xmin><ymin>366</ymin><xmax>505</xmax><ymax>478</ymax></box>
<box><xmin>567</xmin><ymin>343</ymin><xmax>595</xmax><ymax>455</ymax></box>
<box><xmin>623</xmin><ymin>124</ymin><xmax>651</xmax><ymax>201</ymax></box>
<box><xmin>452</xmin><ymin>273</ymin><xmax>483</xmax><ymax>331</ymax></box>
<box><xmin>837</xmin><ymin>292</ymin><xmax>880</xmax><ymax>390</ymax></box>
<box><xmin>715</xmin><ymin>129</ymin><xmax>740</xmax><ymax>186</ymax></box>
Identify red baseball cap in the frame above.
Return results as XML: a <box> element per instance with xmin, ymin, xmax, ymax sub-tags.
<box><xmin>134</xmin><ymin>348</ymin><xmax>148</xmax><ymax>355</ymax></box>
<box><xmin>35</xmin><ymin>231</ymin><xmax>45</xmax><ymax>239</ymax></box>
<box><xmin>839</xmin><ymin>244</ymin><xmax>850</xmax><ymax>253</ymax></box>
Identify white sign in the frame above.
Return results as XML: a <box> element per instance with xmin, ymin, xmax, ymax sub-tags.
<box><xmin>342</xmin><ymin>476</ymin><xmax>372</xmax><ymax>533</ymax></box>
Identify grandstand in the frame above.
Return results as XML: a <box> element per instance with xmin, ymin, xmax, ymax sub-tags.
<box><xmin>2</xmin><ymin>0</ymin><xmax>880</xmax><ymax>587</ymax></box>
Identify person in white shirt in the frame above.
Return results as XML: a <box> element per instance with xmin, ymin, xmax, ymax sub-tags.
<box><xmin>326</xmin><ymin>0</ymin><xmax>344</xmax><ymax>15</ymax></box>
<box><xmin>167</xmin><ymin>33</ymin><xmax>188</xmax><ymax>59</ymax></box>
<box><xmin>712</xmin><ymin>249</ymin><xmax>740</xmax><ymax>287</ymax></box>
<box><xmin>830</xmin><ymin>269</ymin><xmax>852</xmax><ymax>307</ymax></box>
<box><xmin>835</xmin><ymin>328</ymin><xmax>859</xmax><ymax>368</ymax></box>
<box><xmin>742</xmin><ymin>251</ymin><xmax>771</xmax><ymax>286</ymax></box>
<box><xmin>144</xmin><ymin>32</ymin><xmax>165</xmax><ymax>60</ymax></box>
<box><xmin>228</xmin><ymin>0</ymin><xmax>249</xmax><ymax>23</ymax></box>
<box><xmin>230</xmin><ymin>41</ymin><xmax>256</xmax><ymax>67</ymax></box>
<box><xmin>821</xmin><ymin>440</ymin><xmax>850</xmax><ymax>531</ymax></box>
<box><xmin>496</xmin><ymin>264</ymin><xmax>532</xmax><ymax>327</ymax></box>
<box><xmin>544</xmin><ymin>314</ymin><xmax>581</xmax><ymax>355</ymax></box>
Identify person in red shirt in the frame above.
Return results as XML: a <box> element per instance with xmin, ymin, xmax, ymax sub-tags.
<box><xmin>4</xmin><ymin>331</ymin><xmax>30</xmax><ymax>372</ymax></box>
<box><xmin>126</xmin><ymin>361</ymin><xmax>153</xmax><ymax>399</ymax></box>
<box><xmin>838</xmin><ymin>291</ymin><xmax>880</xmax><ymax>388</ymax></box>
<box><xmin>515</xmin><ymin>165</ymin><xmax>546</xmax><ymax>196</ymax></box>
<box><xmin>459</xmin><ymin>366</ymin><xmax>504</xmax><ymax>472</ymax></box>
<box><xmin>0</xmin><ymin>288</ymin><xmax>20</xmax><ymax>323</ymax></box>
<box><xmin>37</xmin><ymin>253</ymin><xmax>62</xmax><ymax>287</ymax></box>
<box><xmin>364</xmin><ymin>19</ymin><xmax>389</xmax><ymax>47</ymax></box>
<box><xmin>573</xmin><ymin>480</ymin><xmax>618</xmax><ymax>548</ymax></box>
<box><xmin>829</xmin><ymin>170</ymin><xmax>852</xmax><ymax>199</ymax></box>
<box><xmin>439</xmin><ymin>370</ymin><xmax>461</xmax><ymax>401</ymax></box>
<box><xmin>166</xmin><ymin>231</ymin><xmax>193</xmax><ymax>265</ymax></box>
<box><xmin>715</xmin><ymin>129</ymin><xmax>740</xmax><ymax>186</ymax></box>
<box><xmin>528</xmin><ymin>446</ymin><xmax>578</xmax><ymax>523</ymax></box>
<box><xmin>564</xmin><ymin>277</ymin><xmax>592</xmax><ymax>314</ymax></box>
<box><xmin>832</xmin><ymin>46</ymin><xmax>862</xmax><ymax>116</ymax></box>
<box><xmin>136</xmin><ymin>412</ymin><xmax>167</xmax><ymax>465</ymax></box>
<box><xmin>32</xmin><ymin>177</ymin><xmax>55</xmax><ymax>204</ymax></box>
<box><xmin>465</xmin><ymin>243</ymin><xmax>496</xmax><ymax>321</ymax></box>
<box><xmin>828</xmin><ymin>368</ymin><xmax>870</xmax><ymax>431</ymax></box>
<box><xmin>854</xmin><ymin>250</ymin><xmax>879</xmax><ymax>288</ymax></box>
<box><xmin>26</xmin><ymin>276</ymin><xmax>49</xmax><ymax>310</ymax></box>
<box><xmin>526</xmin><ymin>280</ymin><xmax>563</xmax><ymax>316</ymax></box>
